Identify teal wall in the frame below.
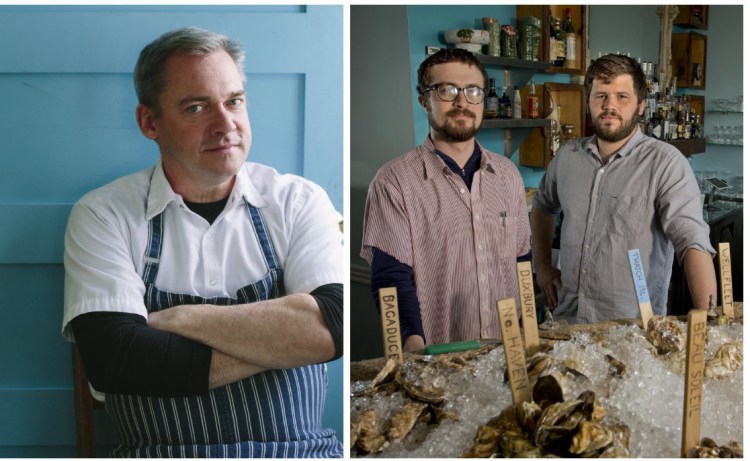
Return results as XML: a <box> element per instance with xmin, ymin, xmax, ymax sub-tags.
<box><xmin>0</xmin><ymin>5</ymin><xmax>343</xmax><ymax>456</ymax></box>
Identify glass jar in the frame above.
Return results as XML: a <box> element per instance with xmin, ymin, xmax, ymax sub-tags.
<box><xmin>518</xmin><ymin>16</ymin><xmax>541</xmax><ymax>61</ymax></box>
<box><xmin>483</xmin><ymin>18</ymin><xmax>500</xmax><ymax>57</ymax></box>
<box><xmin>500</xmin><ymin>25</ymin><xmax>517</xmax><ymax>59</ymax></box>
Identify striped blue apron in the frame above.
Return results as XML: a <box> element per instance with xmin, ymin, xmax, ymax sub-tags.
<box><xmin>105</xmin><ymin>203</ymin><xmax>342</xmax><ymax>457</ymax></box>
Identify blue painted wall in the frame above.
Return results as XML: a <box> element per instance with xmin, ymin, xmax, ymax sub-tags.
<box><xmin>0</xmin><ymin>5</ymin><xmax>343</xmax><ymax>456</ymax></box>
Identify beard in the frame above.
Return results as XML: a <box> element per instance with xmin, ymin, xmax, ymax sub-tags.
<box><xmin>593</xmin><ymin>105</ymin><xmax>641</xmax><ymax>143</ymax></box>
<box><xmin>428</xmin><ymin>108</ymin><xmax>481</xmax><ymax>142</ymax></box>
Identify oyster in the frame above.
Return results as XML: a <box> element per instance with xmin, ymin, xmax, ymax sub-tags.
<box><xmin>534</xmin><ymin>398</ymin><xmax>586</xmax><ymax>450</ymax></box>
<box><xmin>386</xmin><ymin>400</ymin><xmax>427</xmax><ymax>442</ymax></box>
<box><xmin>605</xmin><ymin>353</ymin><xmax>627</xmax><ymax>378</ymax></box>
<box><xmin>498</xmin><ymin>431</ymin><xmax>538</xmax><ymax>457</ymax></box>
<box><xmin>353</xmin><ymin>409</ymin><xmax>388</xmax><ymax>453</ymax></box>
<box><xmin>532</xmin><ymin>373</ymin><xmax>564</xmax><ymax>410</ymax></box>
<box><xmin>688</xmin><ymin>437</ymin><xmax>743</xmax><ymax>458</ymax></box>
<box><xmin>400</xmin><ymin>378</ymin><xmax>445</xmax><ymax>404</ymax></box>
<box><xmin>704</xmin><ymin>341</ymin><xmax>743</xmax><ymax>379</ymax></box>
<box><xmin>646</xmin><ymin>316</ymin><xmax>686</xmax><ymax>354</ymax></box>
<box><xmin>463</xmin><ymin>401</ymin><xmax>541</xmax><ymax>458</ymax></box>
<box><xmin>526</xmin><ymin>353</ymin><xmax>555</xmax><ymax>388</ymax></box>
<box><xmin>569</xmin><ymin>421</ymin><xmax>613</xmax><ymax>456</ymax></box>
<box><xmin>371</xmin><ymin>357</ymin><xmax>400</xmax><ymax>389</ymax></box>
<box><xmin>462</xmin><ymin>424</ymin><xmax>502</xmax><ymax>458</ymax></box>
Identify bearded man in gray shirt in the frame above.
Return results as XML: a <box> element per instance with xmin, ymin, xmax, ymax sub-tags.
<box><xmin>531</xmin><ymin>54</ymin><xmax>716</xmax><ymax>324</ymax></box>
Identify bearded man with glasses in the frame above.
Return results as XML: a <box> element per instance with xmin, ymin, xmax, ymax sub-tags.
<box><xmin>361</xmin><ymin>48</ymin><xmax>532</xmax><ymax>351</ymax></box>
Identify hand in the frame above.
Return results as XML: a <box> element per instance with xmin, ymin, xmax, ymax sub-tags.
<box><xmin>536</xmin><ymin>264</ymin><xmax>562</xmax><ymax>309</ymax></box>
<box><xmin>403</xmin><ymin>335</ymin><xmax>425</xmax><ymax>352</ymax></box>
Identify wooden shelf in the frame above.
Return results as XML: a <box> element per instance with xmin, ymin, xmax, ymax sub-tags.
<box><xmin>666</xmin><ymin>137</ymin><xmax>706</xmax><ymax>156</ymax></box>
<box><xmin>674</xmin><ymin>5</ymin><xmax>709</xmax><ymax>30</ymax></box>
<box><xmin>482</xmin><ymin>118</ymin><xmax>551</xmax><ymax>129</ymax></box>
<box><xmin>475</xmin><ymin>55</ymin><xmax>551</xmax><ymax>71</ymax></box>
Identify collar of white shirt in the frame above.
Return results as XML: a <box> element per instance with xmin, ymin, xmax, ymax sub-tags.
<box><xmin>145</xmin><ymin>162</ymin><xmax>269</xmax><ymax>220</ymax></box>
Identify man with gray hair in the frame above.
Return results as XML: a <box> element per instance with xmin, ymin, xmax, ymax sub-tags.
<box><xmin>62</xmin><ymin>27</ymin><xmax>343</xmax><ymax>457</ymax></box>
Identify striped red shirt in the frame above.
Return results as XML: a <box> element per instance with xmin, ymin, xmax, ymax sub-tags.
<box><xmin>361</xmin><ymin>136</ymin><xmax>531</xmax><ymax>344</ymax></box>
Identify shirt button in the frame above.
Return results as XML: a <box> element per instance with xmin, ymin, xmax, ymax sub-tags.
<box><xmin>460</xmin><ymin>188</ymin><xmax>466</xmax><ymax>194</ymax></box>
<box><xmin>475</xmin><ymin>214</ymin><xmax>480</xmax><ymax>220</ymax></box>
<box><xmin>478</xmin><ymin>244</ymin><xmax>483</xmax><ymax>250</ymax></box>
<box><xmin>209</xmin><ymin>279</ymin><xmax>217</xmax><ymax>287</ymax></box>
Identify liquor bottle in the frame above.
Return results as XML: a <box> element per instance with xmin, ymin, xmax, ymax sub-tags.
<box><xmin>513</xmin><ymin>86</ymin><xmax>522</xmax><ymax>119</ymax></box>
<box><xmin>662</xmin><ymin>107</ymin><xmax>677</xmax><ymax>141</ymax></box>
<box><xmin>527</xmin><ymin>80</ymin><xmax>539</xmax><ymax>119</ymax></box>
<box><xmin>499</xmin><ymin>86</ymin><xmax>511</xmax><ymax>118</ymax></box>
<box><xmin>692</xmin><ymin>114</ymin><xmax>702</xmax><ymax>139</ymax></box>
<box><xmin>552</xmin><ymin>17</ymin><xmax>565</xmax><ymax>67</ymax></box>
<box><xmin>486</xmin><ymin>78</ymin><xmax>499</xmax><ymax>118</ymax></box>
<box><xmin>563</xmin><ymin>8</ymin><xmax>576</xmax><ymax>69</ymax></box>
<box><xmin>651</xmin><ymin>107</ymin><xmax>663</xmax><ymax>139</ymax></box>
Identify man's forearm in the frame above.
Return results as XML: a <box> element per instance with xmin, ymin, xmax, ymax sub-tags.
<box><xmin>149</xmin><ymin>293</ymin><xmax>336</xmax><ymax>369</ymax></box>
<box><xmin>530</xmin><ymin>207</ymin><xmax>556</xmax><ymax>270</ymax></box>
<box><xmin>208</xmin><ymin>349</ymin><xmax>268</xmax><ymax>389</ymax></box>
<box><xmin>683</xmin><ymin>248</ymin><xmax>718</xmax><ymax>310</ymax></box>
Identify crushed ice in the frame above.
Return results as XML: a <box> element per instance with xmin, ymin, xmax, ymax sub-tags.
<box><xmin>351</xmin><ymin>322</ymin><xmax>743</xmax><ymax>458</ymax></box>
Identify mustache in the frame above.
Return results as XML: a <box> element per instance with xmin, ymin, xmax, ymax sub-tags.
<box><xmin>598</xmin><ymin>110</ymin><xmax>622</xmax><ymax>120</ymax></box>
<box><xmin>446</xmin><ymin>108</ymin><xmax>476</xmax><ymax>119</ymax></box>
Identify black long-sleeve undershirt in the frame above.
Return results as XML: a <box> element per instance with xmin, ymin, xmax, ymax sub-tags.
<box><xmin>71</xmin><ymin>283</ymin><xmax>343</xmax><ymax>397</ymax></box>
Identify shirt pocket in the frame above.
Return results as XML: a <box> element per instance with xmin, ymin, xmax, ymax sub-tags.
<box><xmin>609</xmin><ymin>194</ymin><xmax>648</xmax><ymax>239</ymax></box>
<box><xmin>487</xmin><ymin>210</ymin><xmax>518</xmax><ymax>256</ymax></box>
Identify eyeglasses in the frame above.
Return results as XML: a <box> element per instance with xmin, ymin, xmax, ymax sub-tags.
<box><xmin>421</xmin><ymin>83</ymin><xmax>486</xmax><ymax>105</ymax></box>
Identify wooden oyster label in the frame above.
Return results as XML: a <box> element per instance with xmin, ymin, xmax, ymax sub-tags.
<box><xmin>681</xmin><ymin>309</ymin><xmax>707</xmax><ymax>457</ymax></box>
<box><xmin>627</xmin><ymin>249</ymin><xmax>653</xmax><ymax>329</ymax></box>
<box><xmin>378</xmin><ymin>287</ymin><xmax>403</xmax><ymax>363</ymax></box>
<box><xmin>718</xmin><ymin>242</ymin><xmax>734</xmax><ymax>318</ymax></box>
<box><xmin>496</xmin><ymin>298</ymin><xmax>531</xmax><ymax>403</ymax></box>
<box><xmin>516</xmin><ymin>261</ymin><xmax>540</xmax><ymax>355</ymax></box>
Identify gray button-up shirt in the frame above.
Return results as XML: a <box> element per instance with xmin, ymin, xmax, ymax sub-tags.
<box><xmin>533</xmin><ymin>129</ymin><xmax>714</xmax><ymax>324</ymax></box>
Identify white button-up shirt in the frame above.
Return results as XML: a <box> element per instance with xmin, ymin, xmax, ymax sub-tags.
<box><xmin>63</xmin><ymin>162</ymin><xmax>342</xmax><ymax>340</ymax></box>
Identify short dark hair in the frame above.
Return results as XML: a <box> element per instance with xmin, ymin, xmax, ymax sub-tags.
<box><xmin>134</xmin><ymin>27</ymin><xmax>245</xmax><ymax>117</ymax></box>
<box><xmin>584</xmin><ymin>53</ymin><xmax>647</xmax><ymax>104</ymax></box>
<box><xmin>416</xmin><ymin>48</ymin><xmax>489</xmax><ymax>94</ymax></box>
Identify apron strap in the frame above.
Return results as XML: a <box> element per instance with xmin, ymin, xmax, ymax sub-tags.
<box><xmin>245</xmin><ymin>203</ymin><xmax>281</xmax><ymax>271</ymax></box>
<box><xmin>142</xmin><ymin>211</ymin><xmax>164</xmax><ymax>286</ymax></box>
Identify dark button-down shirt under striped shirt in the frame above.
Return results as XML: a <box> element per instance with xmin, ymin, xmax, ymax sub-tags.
<box><xmin>533</xmin><ymin>129</ymin><xmax>714</xmax><ymax>324</ymax></box>
<box><xmin>362</xmin><ymin>136</ymin><xmax>532</xmax><ymax>344</ymax></box>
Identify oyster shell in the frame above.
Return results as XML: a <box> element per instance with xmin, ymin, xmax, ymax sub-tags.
<box><xmin>688</xmin><ymin>437</ymin><xmax>743</xmax><ymax>458</ymax></box>
<box><xmin>605</xmin><ymin>354</ymin><xmax>627</xmax><ymax>378</ymax></box>
<box><xmin>354</xmin><ymin>409</ymin><xmax>389</xmax><ymax>453</ymax></box>
<box><xmin>569</xmin><ymin>421</ymin><xmax>613</xmax><ymax>456</ymax></box>
<box><xmin>498</xmin><ymin>431</ymin><xmax>538</xmax><ymax>457</ymax></box>
<box><xmin>532</xmin><ymin>373</ymin><xmax>565</xmax><ymax>410</ymax></box>
<box><xmin>704</xmin><ymin>341</ymin><xmax>743</xmax><ymax>379</ymax></box>
<box><xmin>371</xmin><ymin>357</ymin><xmax>400</xmax><ymax>389</ymax></box>
<box><xmin>646</xmin><ymin>316</ymin><xmax>685</xmax><ymax>354</ymax></box>
<box><xmin>534</xmin><ymin>398</ymin><xmax>586</xmax><ymax>450</ymax></box>
<box><xmin>400</xmin><ymin>378</ymin><xmax>445</xmax><ymax>404</ymax></box>
<box><xmin>386</xmin><ymin>400</ymin><xmax>427</xmax><ymax>442</ymax></box>
<box><xmin>462</xmin><ymin>424</ymin><xmax>502</xmax><ymax>458</ymax></box>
